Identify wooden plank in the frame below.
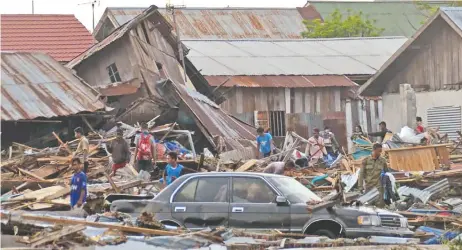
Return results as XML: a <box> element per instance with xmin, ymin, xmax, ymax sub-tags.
<box><xmin>385</xmin><ymin>143</ymin><xmax>452</xmax><ymax>152</ymax></box>
<box><xmin>21</xmin><ymin>214</ymin><xmax>180</xmax><ymax>236</ymax></box>
<box><xmin>31</xmin><ymin>225</ymin><xmax>86</xmax><ymax>247</ymax></box>
<box><xmin>52</xmin><ymin>132</ymin><xmax>72</xmax><ymax>154</ymax></box>
<box><xmin>18</xmin><ymin>168</ymin><xmax>46</xmax><ymax>181</ymax></box>
<box><xmin>388</xmin><ymin>147</ymin><xmax>437</xmax><ymax>172</ymax></box>
<box><xmin>105</xmin><ymin>172</ymin><xmax>121</xmax><ymax>193</ymax></box>
<box><xmin>235</xmin><ymin>159</ymin><xmax>258</xmax><ymax>172</ymax></box>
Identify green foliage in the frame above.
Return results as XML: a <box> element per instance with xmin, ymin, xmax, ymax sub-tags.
<box><xmin>301</xmin><ymin>9</ymin><xmax>384</xmax><ymax>38</ymax></box>
<box><xmin>414</xmin><ymin>0</ymin><xmax>462</xmax><ymax>23</ymax></box>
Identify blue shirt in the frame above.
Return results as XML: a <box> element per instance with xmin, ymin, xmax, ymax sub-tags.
<box><xmin>70</xmin><ymin>171</ymin><xmax>87</xmax><ymax>207</ymax></box>
<box><xmin>257</xmin><ymin>133</ymin><xmax>272</xmax><ymax>154</ymax></box>
<box><xmin>165</xmin><ymin>164</ymin><xmax>184</xmax><ymax>185</ymax></box>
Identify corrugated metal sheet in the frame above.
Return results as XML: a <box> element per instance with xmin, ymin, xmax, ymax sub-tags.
<box><xmin>441</xmin><ymin>7</ymin><xmax>462</xmax><ymax>30</ymax></box>
<box><xmin>98</xmin><ymin>7</ymin><xmax>318</xmax><ymax>40</ymax></box>
<box><xmin>204</xmin><ymin>75</ymin><xmax>357</xmax><ymax>88</ymax></box>
<box><xmin>1</xmin><ymin>51</ymin><xmax>104</xmax><ymax>121</ymax></box>
<box><xmin>286</xmin><ymin>113</ymin><xmax>323</xmax><ymax>139</ymax></box>
<box><xmin>427</xmin><ymin>106</ymin><xmax>462</xmax><ymax>140</ymax></box>
<box><xmin>184</xmin><ymin>38</ymin><xmax>407</xmax><ymax>76</ymax></box>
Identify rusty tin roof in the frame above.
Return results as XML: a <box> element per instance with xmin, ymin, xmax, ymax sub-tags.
<box><xmin>1</xmin><ymin>52</ymin><xmax>104</xmax><ymax>121</ymax></box>
<box><xmin>94</xmin><ymin>6</ymin><xmax>321</xmax><ymax>40</ymax></box>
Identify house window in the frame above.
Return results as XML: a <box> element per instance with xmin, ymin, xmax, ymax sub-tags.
<box><xmin>107</xmin><ymin>63</ymin><xmax>121</xmax><ymax>83</ymax></box>
<box><xmin>255</xmin><ymin>111</ymin><xmax>286</xmax><ymax>137</ymax></box>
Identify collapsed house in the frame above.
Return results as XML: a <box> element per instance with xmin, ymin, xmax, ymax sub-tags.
<box><xmin>66</xmin><ymin>5</ymin><xmax>256</xmax><ymax>153</ymax></box>
<box><xmin>0</xmin><ymin>51</ymin><xmax>105</xmax><ymax>148</ymax></box>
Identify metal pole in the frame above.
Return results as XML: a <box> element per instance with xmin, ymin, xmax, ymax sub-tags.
<box><xmin>92</xmin><ymin>1</ymin><xmax>95</xmax><ymax>30</ymax></box>
<box><xmin>32</xmin><ymin>0</ymin><xmax>34</xmax><ymax>14</ymax></box>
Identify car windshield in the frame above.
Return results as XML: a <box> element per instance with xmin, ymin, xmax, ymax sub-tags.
<box><xmin>267</xmin><ymin>176</ymin><xmax>322</xmax><ymax>204</ymax></box>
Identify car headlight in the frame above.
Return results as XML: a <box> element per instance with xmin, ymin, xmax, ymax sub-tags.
<box><xmin>400</xmin><ymin>217</ymin><xmax>408</xmax><ymax>228</ymax></box>
<box><xmin>357</xmin><ymin>215</ymin><xmax>381</xmax><ymax>226</ymax></box>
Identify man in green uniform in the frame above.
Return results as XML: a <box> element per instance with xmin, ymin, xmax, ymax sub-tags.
<box><xmin>358</xmin><ymin>143</ymin><xmax>388</xmax><ymax>208</ymax></box>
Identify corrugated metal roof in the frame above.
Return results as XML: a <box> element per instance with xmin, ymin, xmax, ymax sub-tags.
<box><xmin>95</xmin><ymin>6</ymin><xmax>321</xmax><ymax>40</ymax></box>
<box><xmin>441</xmin><ymin>7</ymin><xmax>462</xmax><ymax>30</ymax></box>
<box><xmin>184</xmin><ymin>37</ymin><xmax>407</xmax><ymax>76</ymax></box>
<box><xmin>1</xmin><ymin>52</ymin><xmax>105</xmax><ymax>121</ymax></box>
<box><xmin>204</xmin><ymin>75</ymin><xmax>357</xmax><ymax>88</ymax></box>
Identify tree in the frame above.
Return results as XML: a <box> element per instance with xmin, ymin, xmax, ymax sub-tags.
<box><xmin>414</xmin><ymin>0</ymin><xmax>462</xmax><ymax>21</ymax></box>
<box><xmin>301</xmin><ymin>9</ymin><xmax>384</xmax><ymax>38</ymax></box>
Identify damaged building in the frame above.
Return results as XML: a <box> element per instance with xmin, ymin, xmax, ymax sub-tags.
<box><xmin>66</xmin><ymin>5</ymin><xmax>256</xmax><ymax>153</ymax></box>
<box><xmin>0</xmin><ymin>51</ymin><xmax>105</xmax><ymax>148</ymax></box>
<box><xmin>359</xmin><ymin>7</ymin><xmax>462</xmax><ymax>139</ymax></box>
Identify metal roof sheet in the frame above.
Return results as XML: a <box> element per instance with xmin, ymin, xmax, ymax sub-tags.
<box><xmin>1</xmin><ymin>52</ymin><xmax>105</xmax><ymax>121</ymax></box>
<box><xmin>95</xmin><ymin>6</ymin><xmax>321</xmax><ymax>40</ymax></box>
<box><xmin>204</xmin><ymin>75</ymin><xmax>357</xmax><ymax>88</ymax></box>
<box><xmin>441</xmin><ymin>7</ymin><xmax>462</xmax><ymax>31</ymax></box>
<box><xmin>184</xmin><ymin>37</ymin><xmax>407</xmax><ymax>76</ymax></box>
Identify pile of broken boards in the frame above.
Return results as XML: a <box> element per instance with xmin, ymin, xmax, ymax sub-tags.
<box><xmin>0</xmin><ymin>210</ymin><xmax>440</xmax><ymax>250</ymax></box>
<box><xmin>0</xmin><ymin>134</ymin><xmax>160</xmax><ymax>213</ymax></box>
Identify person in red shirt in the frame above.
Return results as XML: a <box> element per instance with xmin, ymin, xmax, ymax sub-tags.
<box><xmin>416</xmin><ymin>116</ymin><xmax>425</xmax><ymax>134</ymax></box>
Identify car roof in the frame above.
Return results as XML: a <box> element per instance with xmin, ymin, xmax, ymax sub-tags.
<box><xmin>180</xmin><ymin>172</ymin><xmax>286</xmax><ymax>178</ymax></box>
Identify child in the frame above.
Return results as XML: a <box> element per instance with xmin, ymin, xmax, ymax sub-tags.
<box><xmin>256</xmin><ymin>127</ymin><xmax>272</xmax><ymax>158</ymax></box>
<box><xmin>161</xmin><ymin>152</ymin><xmax>184</xmax><ymax>186</ymax></box>
<box><xmin>70</xmin><ymin>158</ymin><xmax>87</xmax><ymax>209</ymax></box>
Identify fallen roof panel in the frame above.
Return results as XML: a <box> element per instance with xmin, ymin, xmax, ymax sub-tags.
<box><xmin>1</xmin><ymin>52</ymin><xmax>105</xmax><ymax>121</ymax></box>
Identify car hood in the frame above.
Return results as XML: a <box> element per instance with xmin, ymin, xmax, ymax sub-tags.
<box><xmin>338</xmin><ymin>206</ymin><xmax>404</xmax><ymax>217</ymax></box>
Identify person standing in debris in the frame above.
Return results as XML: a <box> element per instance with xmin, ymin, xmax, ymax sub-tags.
<box><xmin>162</xmin><ymin>151</ymin><xmax>184</xmax><ymax>186</ymax></box>
<box><xmin>358</xmin><ymin>143</ymin><xmax>388</xmax><ymax>208</ymax></box>
<box><xmin>256</xmin><ymin>127</ymin><xmax>273</xmax><ymax>158</ymax></box>
<box><xmin>109</xmin><ymin>128</ymin><xmax>131</xmax><ymax>177</ymax></box>
<box><xmin>368</xmin><ymin>121</ymin><xmax>392</xmax><ymax>143</ymax></box>
<box><xmin>262</xmin><ymin>160</ymin><xmax>296</xmax><ymax>175</ymax></box>
<box><xmin>73</xmin><ymin>127</ymin><xmax>89</xmax><ymax>173</ymax></box>
<box><xmin>134</xmin><ymin>122</ymin><xmax>156</xmax><ymax>172</ymax></box>
<box><xmin>305</xmin><ymin>128</ymin><xmax>327</xmax><ymax>163</ymax></box>
<box><xmin>320</xmin><ymin>126</ymin><xmax>339</xmax><ymax>156</ymax></box>
<box><xmin>70</xmin><ymin>158</ymin><xmax>87</xmax><ymax>209</ymax></box>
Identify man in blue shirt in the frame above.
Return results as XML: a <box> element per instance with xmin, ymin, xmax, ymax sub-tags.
<box><xmin>161</xmin><ymin>151</ymin><xmax>184</xmax><ymax>187</ymax></box>
<box><xmin>256</xmin><ymin>127</ymin><xmax>273</xmax><ymax>158</ymax></box>
<box><xmin>70</xmin><ymin>158</ymin><xmax>87</xmax><ymax>209</ymax></box>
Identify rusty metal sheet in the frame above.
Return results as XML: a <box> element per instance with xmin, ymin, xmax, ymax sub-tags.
<box><xmin>323</xmin><ymin>112</ymin><xmax>347</xmax><ymax>150</ymax></box>
<box><xmin>1</xmin><ymin>51</ymin><xmax>105</xmax><ymax>121</ymax></box>
<box><xmin>204</xmin><ymin>75</ymin><xmax>357</xmax><ymax>88</ymax></box>
<box><xmin>97</xmin><ymin>7</ymin><xmax>317</xmax><ymax>40</ymax></box>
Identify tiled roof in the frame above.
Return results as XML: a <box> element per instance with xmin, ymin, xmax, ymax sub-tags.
<box><xmin>1</xmin><ymin>14</ymin><xmax>95</xmax><ymax>62</ymax></box>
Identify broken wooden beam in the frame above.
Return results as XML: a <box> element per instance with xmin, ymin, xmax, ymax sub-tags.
<box><xmin>18</xmin><ymin>168</ymin><xmax>46</xmax><ymax>181</ymax></box>
<box><xmin>21</xmin><ymin>214</ymin><xmax>180</xmax><ymax>236</ymax></box>
<box><xmin>105</xmin><ymin>173</ymin><xmax>121</xmax><ymax>193</ymax></box>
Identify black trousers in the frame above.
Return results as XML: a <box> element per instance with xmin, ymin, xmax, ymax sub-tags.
<box><xmin>84</xmin><ymin>161</ymin><xmax>89</xmax><ymax>173</ymax></box>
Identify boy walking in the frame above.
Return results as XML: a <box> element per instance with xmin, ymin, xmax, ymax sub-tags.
<box><xmin>70</xmin><ymin>158</ymin><xmax>87</xmax><ymax>209</ymax></box>
<box><xmin>162</xmin><ymin>152</ymin><xmax>184</xmax><ymax>186</ymax></box>
<box><xmin>256</xmin><ymin>127</ymin><xmax>273</xmax><ymax>158</ymax></box>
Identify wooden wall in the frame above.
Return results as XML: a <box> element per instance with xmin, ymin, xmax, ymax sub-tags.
<box><xmin>220</xmin><ymin>87</ymin><xmax>344</xmax><ymax>114</ymax></box>
<box><xmin>385</xmin><ymin>17</ymin><xmax>462</xmax><ymax>94</ymax></box>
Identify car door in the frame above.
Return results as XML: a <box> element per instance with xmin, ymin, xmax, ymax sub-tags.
<box><xmin>228</xmin><ymin>176</ymin><xmax>290</xmax><ymax>230</ymax></box>
<box><xmin>171</xmin><ymin>176</ymin><xmax>229</xmax><ymax>229</ymax></box>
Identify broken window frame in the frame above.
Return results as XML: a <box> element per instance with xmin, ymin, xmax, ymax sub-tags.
<box><xmin>107</xmin><ymin>63</ymin><xmax>122</xmax><ymax>83</ymax></box>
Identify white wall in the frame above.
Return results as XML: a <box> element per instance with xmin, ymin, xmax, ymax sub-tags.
<box><xmin>382</xmin><ymin>90</ymin><xmax>462</xmax><ymax>132</ymax></box>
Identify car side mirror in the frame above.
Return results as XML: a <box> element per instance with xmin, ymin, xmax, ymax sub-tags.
<box><xmin>276</xmin><ymin>195</ymin><xmax>288</xmax><ymax>206</ymax></box>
